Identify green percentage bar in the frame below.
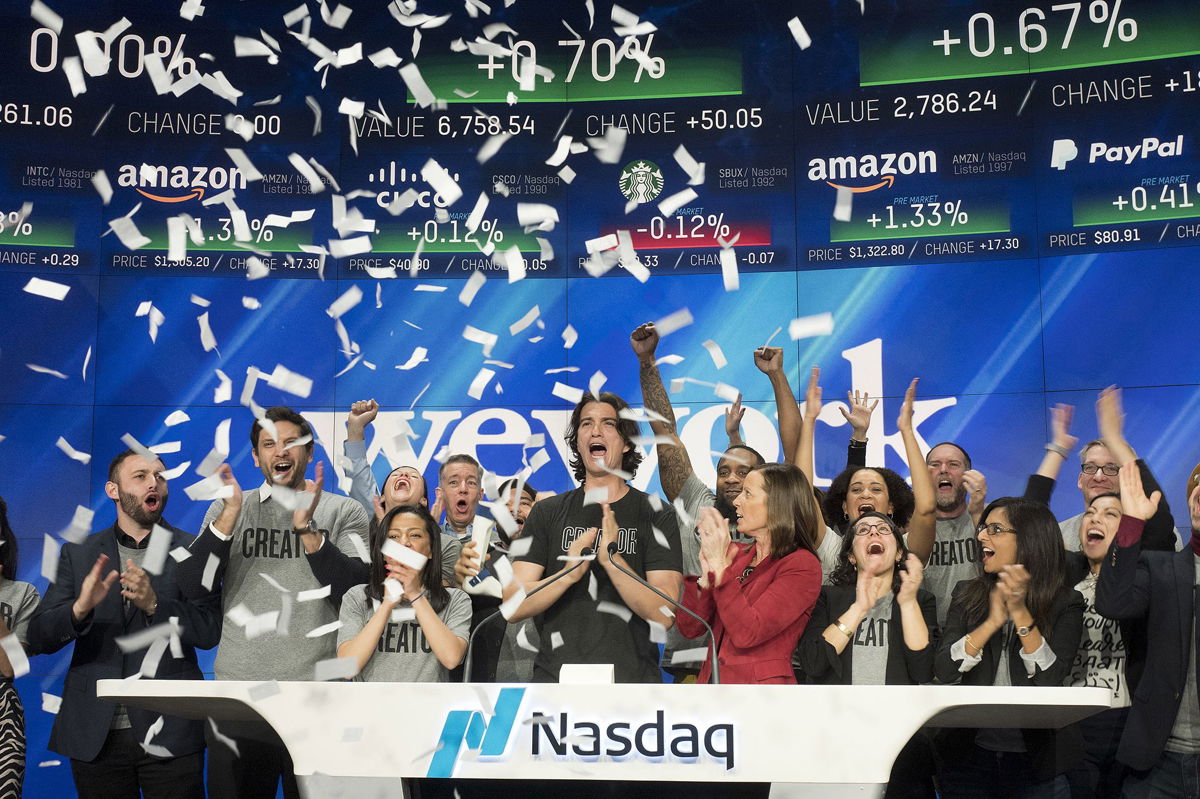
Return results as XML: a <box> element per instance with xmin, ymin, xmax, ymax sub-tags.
<box><xmin>414</xmin><ymin>48</ymin><xmax>742</xmax><ymax>103</ymax></box>
<box><xmin>0</xmin><ymin>218</ymin><xmax>75</xmax><ymax>248</ymax></box>
<box><xmin>831</xmin><ymin>202</ymin><xmax>1010</xmax><ymax>241</ymax></box>
<box><xmin>375</xmin><ymin>225</ymin><xmax>540</xmax><ymax>253</ymax></box>
<box><xmin>860</xmin><ymin>4</ymin><xmax>1200</xmax><ymax>85</ymax></box>
<box><xmin>1074</xmin><ymin>186</ymin><xmax>1200</xmax><ymax>226</ymax></box>
<box><xmin>140</xmin><ymin>226</ymin><xmax>313</xmax><ymax>253</ymax></box>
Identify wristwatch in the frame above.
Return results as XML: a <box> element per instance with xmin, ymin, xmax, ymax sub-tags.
<box><xmin>301</xmin><ymin>519</ymin><xmax>320</xmax><ymax>535</ymax></box>
<box><xmin>1016</xmin><ymin>624</ymin><xmax>1034</xmax><ymax>637</ymax></box>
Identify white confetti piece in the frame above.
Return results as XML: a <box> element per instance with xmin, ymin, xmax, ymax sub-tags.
<box><xmin>169</xmin><ymin>546</ymin><xmax>191</xmax><ymax>563</ymax></box>
<box><xmin>720</xmin><ymin>247</ymin><xmax>739</xmax><ymax>291</ymax></box>
<box><xmin>508</xmin><ymin>306</ymin><xmax>540</xmax><ymax>336</ymax></box>
<box><xmin>31</xmin><ymin>0</ymin><xmax>63</xmax><ymax>33</ymax></box>
<box><xmin>397</xmin><ymin>347</ymin><xmax>429</xmax><ymax>370</ymax></box>
<box><xmin>306</xmin><ymin>620</ymin><xmax>342</xmax><ymax>638</ymax></box>
<box><xmin>652</xmin><ymin>525</ymin><xmax>672</xmax><ymax>550</ymax></box>
<box><xmin>788</xmin><ymin>16</ymin><xmax>813</xmax><ymax>49</ymax></box>
<box><xmin>201</xmin><ymin>553</ymin><xmax>219</xmax><ymax>591</ymax></box>
<box><xmin>588</xmin><ymin>370</ymin><xmax>607</xmax><ymax>397</ymax></box>
<box><xmin>314</xmin><ymin>656</ymin><xmax>358</xmax><ymax>681</ymax></box>
<box><xmin>92</xmin><ymin>170</ymin><xmax>113</xmax><ymax>204</ymax></box>
<box><xmin>41</xmin><ymin>693</ymin><xmax>62</xmax><ymax>714</ymax></box>
<box><xmin>587</xmin><ymin>125</ymin><xmax>626</xmax><ymax>164</ymax></box>
<box><xmin>180</xmin><ymin>0</ymin><xmax>205</xmax><ymax>20</ymax></box>
<box><xmin>0</xmin><ymin>633</ymin><xmax>29</xmax><ymax>678</ymax></box>
<box><xmin>23</xmin><ymin>277</ymin><xmax>70</xmax><ymax>301</ymax></box>
<box><xmin>789</xmin><ymin>312</ymin><xmax>835</xmax><ymax>340</ymax></box>
<box><xmin>713</xmin><ymin>382</ymin><xmax>740</xmax><ymax>403</ymax></box>
<box><xmin>142</xmin><ymin>524</ymin><xmax>173</xmax><ymax>575</ymax></box>
<box><xmin>41</xmin><ymin>534</ymin><xmax>60</xmax><ymax>582</ymax></box>
<box><xmin>517</xmin><ymin>203</ymin><xmax>559</xmax><ymax>231</ymax></box>
<box><xmin>671</xmin><ymin>647</ymin><xmax>708</xmax><ymax>665</ymax></box>
<box><xmin>368</xmin><ymin>46</ymin><xmax>402</xmax><ymax>67</ymax></box>
<box><xmin>647</xmin><ymin>620</ymin><xmax>667</xmax><ymax>644</ymax></box>
<box><xmin>60</xmin><ymin>505</ymin><xmax>93</xmax><ymax>544</ymax></box>
<box><xmin>55</xmin><ymin>436</ymin><xmax>91</xmax><ymax>464</ymax></box>
<box><xmin>329</xmin><ymin>235</ymin><xmax>371</xmax><ymax>258</ymax></box>
<box><xmin>833</xmin><ymin>186</ymin><xmax>853</xmax><ymax>222</ymax></box>
<box><xmin>468</xmin><ymin>368</ymin><xmax>495</xmax><ymax>400</ymax></box>
<box><xmin>653</xmin><ymin>308</ymin><xmax>694</xmax><ymax>337</ymax></box>
<box><xmin>498</xmin><ymin>587</ymin><xmax>526</xmax><ymax>620</ymax></box>
<box><xmin>26</xmin><ymin>363</ymin><xmax>67</xmax><ymax>380</ymax></box>
<box><xmin>265</xmin><ymin>363</ymin><xmax>313</xmax><ymax>398</ymax></box>
<box><xmin>657</xmin><ymin>188</ymin><xmax>697</xmax><ymax>217</ymax></box>
<box><xmin>562</xmin><ymin>324</ymin><xmax>578</xmax><ymax>349</ymax></box>
<box><xmin>184</xmin><ymin>474</ymin><xmax>234</xmax><ymax>502</ymax></box>
<box><xmin>597</xmin><ymin>601</ymin><xmax>632</xmax><ymax>622</ymax></box>
<box><xmin>552</xmin><ymin>382</ymin><xmax>583</xmax><ymax>404</ymax></box>
<box><xmin>399</xmin><ymin>62</ymin><xmax>436</xmax><ymax>107</ymax></box>
<box><xmin>477</xmin><ymin>131</ymin><xmax>511</xmax><ymax>164</ymax></box>
<box><xmin>208</xmin><ymin>719</ymin><xmax>238</xmax><ymax>757</ymax></box>
<box><xmin>247</xmin><ymin>681</ymin><xmax>279</xmax><ymax>701</ymax></box>
<box><xmin>583</xmin><ymin>487</ymin><xmax>610</xmax><ymax>506</ymax></box>
<box><xmin>459</xmin><ymin>271</ymin><xmax>486</xmax><ymax>306</ymax></box>
<box><xmin>420</xmin><ymin>158</ymin><xmax>462</xmax><ymax>206</ymax></box>
<box><xmin>382</xmin><ymin>539</ymin><xmax>428</xmax><ymax>570</ymax></box>
<box><xmin>585</xmin><ymin>233</ymin><xmax>617</xmax><ymax>254</ymax></box>
<box><xmin>298</xmin><ymin>585</ymin><xmax>331</xmax><ymax>602</ymax></box>
<box><xmin>673</xmin><ymin>144</ymin><xmax>705</xmax><ymax>186</ymax></box>
<box><xmin>463</xmin><ymin>325</ymin><xmax>498</xmax><ymax>357</ymax></box>
<box><xmin>109</xmin><ymin>214</ymin><xmax>151</xmax><ymax>251</ymax></box>
<box><xmin>288</xmin><ymin>152</ymin><xmax>325</xmax><ymax>193</ymax></box>
<box><xmin>702</xmin><ymin>340</ymin><xmax>727</xmax><ymax>369</ymax></box>
<box><xmin>163</xmin><ymin>410</ymin><xmax>189</xmax><ymax>427</ymax></box>
<box><xmin>515</xmin><ymin>623</ymin><xmax>539</xmax><ymax>652</ymax></box>
<box><xmin>213</xmin><ymin>369</ymin><xmax>232</xmax><ymax>403</ymax></box>
<box><xmin>197</xmin><ymin>312</ymin><xmax>218</xmax><ymax>352</ymax></box>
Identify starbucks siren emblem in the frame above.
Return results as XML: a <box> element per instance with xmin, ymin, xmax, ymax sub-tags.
<box><xmin>619</xmin><ymin>160</ymin><xmax>664</xmax><ymax>203</ymax></box>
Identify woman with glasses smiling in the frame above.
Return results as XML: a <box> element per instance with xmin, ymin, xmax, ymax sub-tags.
<box><xmin>934</xmin><ymin>497</ymin><xmax>1085</xmax><ymax>798</ymax></box>
<box><xmin>796</xmin><ymin>511</ymin><xmax>938</xmax><ymax>797</ymax></box>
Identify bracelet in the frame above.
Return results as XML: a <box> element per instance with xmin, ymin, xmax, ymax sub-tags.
<box><xmin>409</xmin><ymin>590</ymin><xmax>428</xmax><ymax>605</ymax></box>
<box><xmin>964</xmin><ymin>634</ymin><xmax>979</xmax><ymax>655</ymax></box>
<box><xmin>1044</xmin><ymin>442</ymin><xmax>1070</xmax><ymax>458</ymax></box>
<box><xmin>147</xmin><ymin>601</ymin><xmax>157</xmax><ymax>617</ymax></box>
<box><xmin>848</xmin><ymin>438</ymin><xmax>867</xmax><ymax>448</ymax></box>
<box><xmin>834</xmin><ymin>620</ymin><xmax>854</xmax><ymax>639</ymax></box>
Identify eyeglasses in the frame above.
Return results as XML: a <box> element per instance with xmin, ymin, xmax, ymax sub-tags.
<box><xmin>977</xmin><ymin>522</ymin><xmax>1017</xmax><ymax>536</ymax></box>
<box><xmin>1081</xmin><ymin>463</ymin><xmax>1120</xmax><ymax>476</ymax></box>
<box><xmin>853</xmin><ymin>522</ymin><xmax>895</xmax><ymax>536</ymax></box>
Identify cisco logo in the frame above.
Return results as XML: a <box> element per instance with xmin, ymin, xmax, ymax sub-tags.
<box><xmin>370</xmin><ymin>161</ymin><xmax>461</xmax><ymax>209</ymax></box>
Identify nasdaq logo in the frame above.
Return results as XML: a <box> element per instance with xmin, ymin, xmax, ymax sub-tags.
<box><xmin>426</xmin><ymin>688</ymin><xmax>525</xmax><ymax>778</ymax></box>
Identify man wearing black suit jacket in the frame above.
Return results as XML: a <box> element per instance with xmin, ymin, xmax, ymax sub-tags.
<box><xmin>1096</xmin><ymin>463</ymin><xmax>1200</xmax><ymax>797</ymax></box>
<box><xmin>28</xmin><ymin>450</ymin><xmax>220</xmax><ymax>799</ymax></box>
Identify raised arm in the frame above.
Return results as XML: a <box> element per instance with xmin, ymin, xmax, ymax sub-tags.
<box><xmin>755</xmin><ymin>346</ymin><xmax>800</xmax><ymax>464</ymax></box>
<box><xmin>1096</xmin><ymin>386</ymin><xmax>1137</xmax><ymax>466</ymax></box>
<box><xmin>842</xmin><ymin>390</ymin><xmax>877</xmax><ymax>470</ymax></box>
<box><xmin>632</xmin><ymin>322</ymin><xmax>693</xmax><ymax>502</ymax></box>
<box><xmin>899</xmin><ymin>379</ymin><xmax>935</xmax><ymax>563</ymax></box>
<box><xmin>794</xmin><ymin>366</ymin><xmax>821</xmax><ymax>484</ymax></box>
<box><xmin>344</xmin><ymin>399</ymin><xmax>383</xmax><ymax>520</ymax></box>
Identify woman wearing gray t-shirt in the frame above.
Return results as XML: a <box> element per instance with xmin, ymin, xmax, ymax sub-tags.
<box><xmin>337</xmin><ymin>505</ymin><xmax>471</xmax><ymax>682</ymax></box>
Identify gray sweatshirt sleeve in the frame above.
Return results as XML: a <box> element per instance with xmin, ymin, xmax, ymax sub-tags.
<box><xmin>343</xmin><ymin>439</ymin><xmax>379</xmax><ymax>518</ymax></box>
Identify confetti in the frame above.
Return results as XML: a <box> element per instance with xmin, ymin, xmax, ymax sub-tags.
<box><xmin>31</xmin><ymin>1</ymin><xmax>63</xmax><ymax>33</ymax></box>
<box><xmin>552</xmin><ymin>382</ymin><xmax>583</xmax><ymax>404</ymax></box>
<box><xmin>197</xmin><ymin>312</ymin><xmax>218</xmax><ymax>352</ymax></box>
<box><xmin>201</xmin><ymin>553</ymin><xmax>220</xmax><ymax>591</ymax></box>
<box><xmin>670</xmin><ymin>647</ymin><xmax>708</xmax><ymax>665</ymax></box>
<box><xmin>597</xmin><ymin>601</ymin><xmax>632</xmax><ymax>622</ymax></box>
<box><xmin>298</xmin><ymin>585</ymin><xmax>331</xmax><ymax>602</ymax></box>
<box><xmin>515</xmin><ymin>623</ymin><xmax>539</xmax><ymax>652</ymax></box>
<box><xmin>306</xmin><ymin>620</ymin><xmax>342</xmax><ymax>638</ymax></box>
<box><xmin>382</xmin><ymin>539</ymin><xmax>428</xmax><ymax>570</ymax></box>
<box><xmin>702</xmin><ymin>340</ymin><xmax>728</xmax><ymax>369</ymax></box>
<box><xmin>647</xmin><ymin>621</ymin><xmax>667</xmax><ymax>644</ymax></box>
<box><xmin>561</xmin><ymin>324</ymin><xmax>577</xmax><ymax>349</ymax></box>
<box><xmin>143</xmin><ymin>524</ymin><xmax>173</xmax><ymax>575</ymax></box>
<box><xmin>420</xmin><ymin>158</ymin><xmax>462</xmax><ymax>206</ymax></box>
<box><xmin>498</xmin><ymin>587</ymin><xmax>526</xmax><ymax>620</ymax></box>
<box><xmin>0</xmin><ymin>634</ymin><xmax>30</xmax><ymax>678</ymax></box>
<box><xmin>788</xmin><ymin>17</ymin><xmax>813</xmax><ymax>50</ymax></box>
<box><xmin>247</xmin><ymin>681</ymin><xmax>280</xmax><ymax>701</ymax></box>
<box><xmin>92</xmin><ymin>170</ymin><xmax>113</xmax><ymax>204</ymax></box>
<box><xmin>789</xmin><ymin>312</ymin><xmax>835</xmax><ymax>340</ymax></box>
<box><xmin>463</xmin><ymin>325</ymin><xmax>498</xmax><ymax>357</ymax></box>
<box><xmin>833</xmin><ymin>186</ymin><xmax>853</xmax><ymax>222</ymax></box>
<box><xmin>653</xmin><ymin>308</ymin><xmax>694</xmax><ymax>337</ymax></box>
<box><xmin>55</xmin><ymin>436</ymin><xmax>91</xmax><ymax>464</ymax></box>
<box><xmin>22</xmin><ymin>277</ymin><xmax>70</xmax><ymax>301</ymax></box>
<box><xmin>41</xmin><ymin>534</ymin><xmax>60</xmax><ymax>582</ymax></box>
<box><xmin>477</xmin><ymin>132</ymin><xmax>511</xmax><ymax>164</ymax></box>
<box><xmin>508</xmin><ymin>306</ymin><xmax>540</xmax><ymax>336</ymax></box>
<box><xmin>468</xmin><ymin>368</ymin><xmax>496</xmax><ymax>400</ymax></box>
<box><xmin>657</xmin><ymin>188</ymin><xmax>697</xmax><ymax>217</ymax></box>
<box><xmin>169</xmin><ymin>546</ymin><xmax>191</xmax><ymax>563</ymax></box>
<box><xmin>288</xmin><ymin>152</ymin><xmax>325</xmax><ymax>193</ymax></box>
<box><xmin>720</xmin><ymin>247</ymin><xmax>739</xmax><ymax>291</ymax></box>
<box><xmin>208</xmin><ymin>719</ymin><xmax>239</xmax><ymax>756</ymax></box>
<box><xmin>673</xmin><ymin>144</ymin><xmax>706</xmax><ymax>186</ymax></box>
<box><xmin>41</xmin><ymin>693</ymin><xmax>61</xmax><ymax>714</ymax></box>
<box><xmin>397</xmin><ymin>347</ymin><xmax>429</xmax><ymax>370</ymax></box>
<box><xmin>213</xmin><ymin>369</ymin><xmax>232</xmax><ymax>403</ymax></box>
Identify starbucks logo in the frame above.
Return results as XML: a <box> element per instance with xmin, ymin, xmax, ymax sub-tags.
<box><xmin>619</xmin><ymin>160</ymin><xmax>664</xmax><ymax>203</ymax></box>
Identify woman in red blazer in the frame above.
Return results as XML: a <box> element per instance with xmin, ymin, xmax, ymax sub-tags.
<box><xmin>678</xmin><ymin>462</ymin><xmax>822</xmax><ymax>684</ymax></box>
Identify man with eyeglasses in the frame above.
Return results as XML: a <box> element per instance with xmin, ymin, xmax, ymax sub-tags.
<box><xmin>923</xmin><ymin>442</ymin><xmax>988</xmax><ymax>626</ymax></box>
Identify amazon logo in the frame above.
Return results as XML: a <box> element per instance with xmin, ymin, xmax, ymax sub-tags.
<box><xmin>116</xmin><ymin>164</ymin><xmax>247</xmax><ymax>203</ymax></box>
<box><xmin>806</xmin><ymin>150</ymin><xmax>936</xmax><ymax>193</ymax></box>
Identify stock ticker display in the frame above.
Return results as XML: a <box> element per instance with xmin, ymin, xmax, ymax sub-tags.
<box><xmin>0</xmin><ymin>0</ymin><xmax>1198</xmax><ymax>788</ymax></box>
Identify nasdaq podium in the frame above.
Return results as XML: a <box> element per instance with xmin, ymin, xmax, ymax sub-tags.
<box><xmin>98</xmin><ymin>679</ymin><xmax>1109</xmax><ymax>798</ymax></box>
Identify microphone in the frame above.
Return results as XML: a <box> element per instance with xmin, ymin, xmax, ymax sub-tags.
<box><xmin>606</xmin><ymin>541</ymin><xmax>721</xmax><ymax>685</ymax></box>
<box><xmin>462</xmin><ymin>547</ymin><xmax>595</xmax><ymax>682</ymax></box>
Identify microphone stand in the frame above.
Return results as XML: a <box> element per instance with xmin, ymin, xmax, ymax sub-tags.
<box><xmin>462</xmin><ymin>548</ymin><xmax>594</xmax><ymax>681</ymax></box>
<box><xmin>606</xmin><ymin>542</ymin><xmax>721</xmax><ymax>685</ymax></box>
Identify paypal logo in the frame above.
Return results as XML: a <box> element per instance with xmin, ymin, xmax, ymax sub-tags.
<box><xmin>427</xmin><ymin>688</ymin><xmax>525</xmax><ymax>778</ymax></box>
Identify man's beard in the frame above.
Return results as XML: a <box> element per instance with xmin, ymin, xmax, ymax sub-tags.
<box><xmin>714</xmin><ymin>493</ymin><xmax>739</xmax><ymax>526</ymax></box>
<box><xmin>119</xmin><ymin>488</ymin><xmax>166</xmax><ymax>526</ymax></box>
<box><xmin>936</xmin><ymin>485</ymin><xmax>967</xmax><ymax>513</ymax></box>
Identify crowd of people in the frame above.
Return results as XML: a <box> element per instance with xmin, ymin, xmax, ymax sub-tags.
<box><xmin>0</xmin><ymin>321</ymin><xmax>1196</xmax><ymax>799</ymax></box>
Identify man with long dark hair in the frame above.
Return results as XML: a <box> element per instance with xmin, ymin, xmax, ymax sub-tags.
<box><xmin>505</xmin><ymin>391</ymin><xmax>682</xmax><ymax>683</ymax></box>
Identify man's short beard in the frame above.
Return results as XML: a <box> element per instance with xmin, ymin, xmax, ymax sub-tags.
<box><xmin>714</xmin><ymin>493</ymin><xmax>738</xmax><ymax>526</ymax></box>
<box><xmin>119</xmin><ymin>488</ymin><xmax>165</xmax><ymax>526</ymax></box>
<box><xmin>936</xmin><ymin>486</ymin><xmax>967</xmax><ymax>513</ymax></box>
